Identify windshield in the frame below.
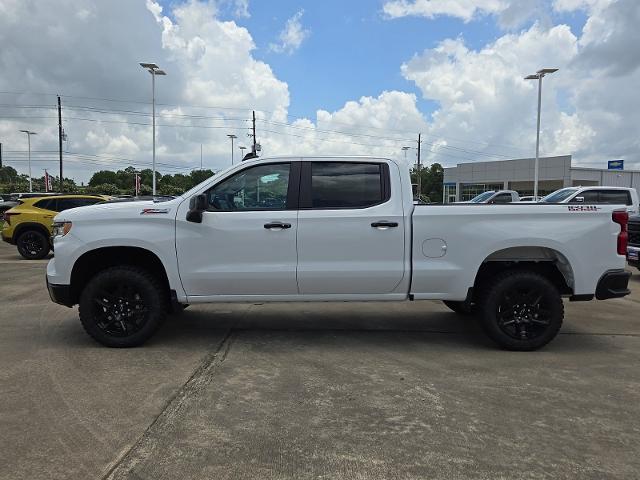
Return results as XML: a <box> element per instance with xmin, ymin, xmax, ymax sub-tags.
<box><xmin>469</xmin><ymin>191</ymin><xmax>496</xmax><ymax>203</ymax></box>
<box><xmin>541</xmin><ymin>188</ymin><xmax>578</xmax><ymax>203</ymax></box>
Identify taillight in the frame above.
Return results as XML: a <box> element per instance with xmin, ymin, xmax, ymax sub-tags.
<box><xmin>612</xmin><ymin>210</ymin><xmax>628</xmax><ymax>255</ymax></box>
<box><xmin>3</xmin><ymin>212</ymin><xmax>18</xmax><ymax>225</ymax></box>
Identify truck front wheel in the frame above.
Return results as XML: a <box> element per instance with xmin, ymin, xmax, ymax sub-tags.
<box><xmin>478</xmin><ymin>270</ymin><xmax>563</xmax><ymax>351</ymax></box>
<box><xmin>78</xmin><ymin>266</ymin><xmax>166</xmax><ymax>347</ymax></box>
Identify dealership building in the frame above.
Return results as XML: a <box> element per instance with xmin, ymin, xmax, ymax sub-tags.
<box><xmin>442</xmin><ymin>155</ymin><xmax>640</xmax><ymax>203</ymax></box>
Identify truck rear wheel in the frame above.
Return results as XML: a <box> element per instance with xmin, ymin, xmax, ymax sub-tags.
<box><xmin>478</xmin><ymin>270</ymin><xmax>563</xmax><ymax>351</ymax></box>
<box><xmin>443</xmin><ymin>300</ymin><xmax>475</xmax><ymax>315</ymax></box>
<box><xmin>17</xmin><ymin>230</ymin><xmax>50</xmax><ymax>260</ymax></box>
<box><xmin>78</xmin><ymin>266</ymin><xmax>166</xmax><ymax>347</ymax></box>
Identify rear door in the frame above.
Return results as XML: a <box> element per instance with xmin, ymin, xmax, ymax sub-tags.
<box><xmin>296</xmin><ymin>160</ymin><xmax>406</xmax><ymax>295</ymax></box>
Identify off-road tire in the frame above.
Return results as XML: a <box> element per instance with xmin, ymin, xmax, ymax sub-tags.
<box><xmin>16</xmin><ymin>229</ymin><xmax>50</xmax><ymax>260</ymax></box>
<box><xmin>478</xmin><ymin>270</ymin><xmax>564</xmax><ymax>351</ymax></box>
<box><xmin>79</xmin><ymin>266</ymin><xmax>166</xmax><ymax>347</ymax></box>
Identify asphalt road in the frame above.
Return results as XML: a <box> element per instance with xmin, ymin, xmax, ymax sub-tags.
<box><xmin>1</xmin><ymin>240</ymin><xmax>639</xmax><ymax>479</ymax></box>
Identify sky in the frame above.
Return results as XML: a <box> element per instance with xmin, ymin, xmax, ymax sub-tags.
<box><xmin>0</xmin><ymin>0</ymin><xmax>638</xmax><ymax>184</ymax></box>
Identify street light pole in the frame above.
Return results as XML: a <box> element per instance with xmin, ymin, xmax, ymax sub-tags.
<box><xmin>19</xmin><ymin>129</ymin><xmax>37</xmax><ymax>192</ymax></box>
<box><xmin>401</xmin><ymin>146</ymin><xmax>410</xmax><ymax>162</ymax></box>
<box><xmin>227</xmin><ymin>134</ymin><xmax>238</xmax><ymax>165</ymax></box>
<box><xmin>140</xmin><ymin>63</ymin><xmax>166</xmax><ymax>195</ymax></box>
<box><xmin>524</xmin><ymin>68</ymin><xmax>558</xmax><ymax>199</ymax></box>
<box><xmin>239</xmin><ymin>145</ymin><xmax>247</xmax><ymax>160</ymax></box>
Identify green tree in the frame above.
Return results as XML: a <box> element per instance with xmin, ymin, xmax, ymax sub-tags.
<box><xmin>411</xmin><ymin>163</ymin><xmax>443</xmax><ymax>203</ymax></box>
<box><xmin>87</xmin><ymin>183</ymin><xmax>120</xmax><ymax>195</ymax></box>
<box><xmin>88</xmin><ymin>170</ymin><xmax>118</xmax><ymax>186</ymax></box>
<box><xmin>190</xmin><ymin>169</ymin><xmax>215</xmax><ymax>186</ymax></box>
<box><xmin>0</xmin><ymin>166</ymin><xmax>19</xmax><ymax>184</ymax></box>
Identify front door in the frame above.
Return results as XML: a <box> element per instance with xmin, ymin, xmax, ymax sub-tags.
<box><xmin>176</xmin><ymin>162</ymin><xmax>300</xmax><ymax>297</ymax></box>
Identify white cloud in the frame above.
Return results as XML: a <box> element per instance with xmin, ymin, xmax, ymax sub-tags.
<box><xmin>383</xmin><ymin>0</ymin><xmax>507</xmax><ymax>22</ymax></box>
<box><xmin>259</xmin><ymin>91</ymin><xmax>427</xmax><ymax>163</ymax></box>
<box><xmin>269</xmin><ymin>10</ymin><xmax>310</xmax><ymax>54</ymax></box>
<box><xmin>383</xmin><ymin>0</ymin><xmax>549</xmax><ymax>29</ymax></box>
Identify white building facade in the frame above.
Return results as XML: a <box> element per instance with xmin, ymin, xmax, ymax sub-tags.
<box><xmin>442</xmin><ymin>155</ymin><xmax>640</xmax><ymax>203</ymax></box>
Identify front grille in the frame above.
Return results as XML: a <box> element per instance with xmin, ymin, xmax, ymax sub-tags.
<box><xmin>629</xmin><ymin>222</ymin><xmax>640</xmax><ymax>246</ymax></box>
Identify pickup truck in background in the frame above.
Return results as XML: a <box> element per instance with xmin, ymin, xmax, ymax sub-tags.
<box><xmin>540</xmin><ymin>186</ymin><xmax>639</xmax><ymax>214</ymax></box>
<box><xmin>459</xmin><ymin>190</ymin><xmax>520</xmax><ymax>204</ymax></box>
<box><xmin>45</xmin><ymin>157</ymin><xmax>631</xmax><ymax>351</ymax></box>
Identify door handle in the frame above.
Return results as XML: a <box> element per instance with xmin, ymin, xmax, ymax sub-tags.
<box><xmin>371</xmin><ymin>221</ymin><xmax>398</xmax><ymax>228</ymax></box>
<box><xmin>264</xmin><ymin>222</ymin><xmax>291</xmax><ymax>229</ymax></box>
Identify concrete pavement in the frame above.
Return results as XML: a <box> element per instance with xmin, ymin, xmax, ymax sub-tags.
<box><xmin>0</xmin><ymin>240</ymin><xmax>639</xmax><ymax>479</ymax></box>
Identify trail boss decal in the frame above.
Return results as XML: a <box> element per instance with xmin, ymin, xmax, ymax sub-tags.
<box><xmin>140</xmin><ymin>208</ymin><xmax>170</xmax><ymax>215</ymax></box>
<box><xmin>568</xmin><ymin>205</ymin><xmax>601</xmax><ymax>212</ymax></box>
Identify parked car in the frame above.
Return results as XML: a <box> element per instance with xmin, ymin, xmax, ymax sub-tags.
<box><xmin>627</xmin><ymin>214</ymin><xmax>640</xmax><ymax>270</ymax></box>
<box><xmin>459</xmin><ymin>190</ymin><xmax>520</xmax><ymax>204</ymax></box>
<box><xmin>541</xmin><ymin>186</ymin><xmax>639</xmax><ymax>214</ymax></box>
<box><xmin>2</xmin><ymin>194</ymin><xmax>108</xmax><ymax>259</ymax></box>
<box><xmin>519</xmin><ymin>196</ymin><xmax>541</xmax><ymax>202</ymax></box>
<box><xmin>45</xmin><ymin>156</ymin><xmax>631</xmax><ymax>351</ymax></box>
<box><xmin>0</xmin><ymin>199</ymin><xmax>19</xmax><ymax>215</ymax></box>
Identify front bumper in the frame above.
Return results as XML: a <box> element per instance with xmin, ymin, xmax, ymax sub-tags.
<box><xmin>46</xmin><ymin>276</ymin><xmax>74</xmax><ymax>307</ymax></box>
<box><xmin>627</xmin><ymin>245</ymin><xmax>640</xmax><ymax>267</ymax></box>
<box><xmin>595</xmin><ymin>270</ymin><xmax>631</xmax><ymax>300</ymax></box>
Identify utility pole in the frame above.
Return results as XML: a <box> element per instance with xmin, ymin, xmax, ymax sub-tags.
<box><xmin>58</xmin><ymin>95</ymin><xmax>63</xmax><ymax>192</ymax></box>
<box><xmin>200</xmin><ymin>144</ymin><xmax>203</xmax><ymax>170</ymax></box>
<box><xmin>0</xmin><ymin>142</ymin><xmax>3</xmax><ymax>168</ymax></box>
<box><xmin>252</xmin><ymin>111</ymin><xmax>257</xmax><ymax>154</ymax></box>
<box><xmin>416</xmin><ymin>133</ymin><xmax>422</xmax><ymax>200</ymax></box>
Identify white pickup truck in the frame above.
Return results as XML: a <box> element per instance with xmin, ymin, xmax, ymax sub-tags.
<box><xmin>46</xmin><ymin>156</ymin><xmax>631</xmax><ymax>351</ymax></box>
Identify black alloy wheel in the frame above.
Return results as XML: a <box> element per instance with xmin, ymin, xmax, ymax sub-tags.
<box><xmin>16</xmin><ymin>230</ymin><xmax>50</xmax><ymax>260</ymax></box>
<box><xmin>479</xmin><ymin>270</ymin><xmax>563</xmax><ymax>351</ymax></box>
<box><xmin>79</xmin><ymin>266</ymin><xmax>166</xmax><ymax>347</ymax></box>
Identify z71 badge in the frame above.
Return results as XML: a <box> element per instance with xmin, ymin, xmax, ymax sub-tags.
<box><xmin>567</xmin><ymin>205</ymin><xmax>600</xmax><ymax>212</ymax></box>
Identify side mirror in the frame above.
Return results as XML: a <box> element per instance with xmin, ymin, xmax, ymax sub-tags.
<box><xmin>186</xmin><ymin>194</ymin><xmax>207</xmax><ymax>223</ymax></box>
<box><xmin>574</xmin><ymin>196</ymin><xmax>585</xmax><ymax>203</ymax></box>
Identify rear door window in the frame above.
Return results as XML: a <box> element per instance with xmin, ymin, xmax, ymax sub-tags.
<box><xmin>34</xmin><ymin>198</ymin><xmax>56</xmax><ymax>211</ymax></box>
<box><xmin>492</xmin><ymin>193</ymin><xmax>513</xmax><ymax>204</ymax></box>
<box><xmin>599</xmin><ymin>190</ymin><xmax>631</xmax><ymax>205</ymax></box>
<box><xmin>56</xmin><ymin>198</ymin><xmax>102</xmax><ymax>211</ymax></box>
<box><xmin>306</xmin><ymin>162</ymin><xmax>388</xmax><ymax>209</ymax></box>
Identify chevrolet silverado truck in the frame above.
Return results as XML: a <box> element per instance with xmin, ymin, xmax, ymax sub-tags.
<box><xmin>46</xmin><ymin>156</ymin><xmax>631</xmax><ymax>350</ymax></box>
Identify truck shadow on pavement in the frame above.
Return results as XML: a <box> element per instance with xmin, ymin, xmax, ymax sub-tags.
<box><xmin>41</xmin><ymin>302</ymin><xmax>612</xmax><ymax>353</ymax></box>
<box><xmin>147</xmin><ymin>304</ymin><xmax>607</xmax><ymax>353</ymax></box>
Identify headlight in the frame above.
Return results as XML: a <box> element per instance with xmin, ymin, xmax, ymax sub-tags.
<box><xmin>52</xmin><ymin>221</ymin><xmax>72</xmax><ymax>238</ymax></box>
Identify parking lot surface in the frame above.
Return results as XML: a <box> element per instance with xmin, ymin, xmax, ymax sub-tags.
<box><xmin>1</xmin><ymin>240</ymin><xmax>639</xmax><ymax>479</ymax></box>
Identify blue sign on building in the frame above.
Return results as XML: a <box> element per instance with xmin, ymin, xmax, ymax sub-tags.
<box><xmin>608</xmin><ymin>160</ymin><xmax>624</xmax><ymax>170</ymax></box>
